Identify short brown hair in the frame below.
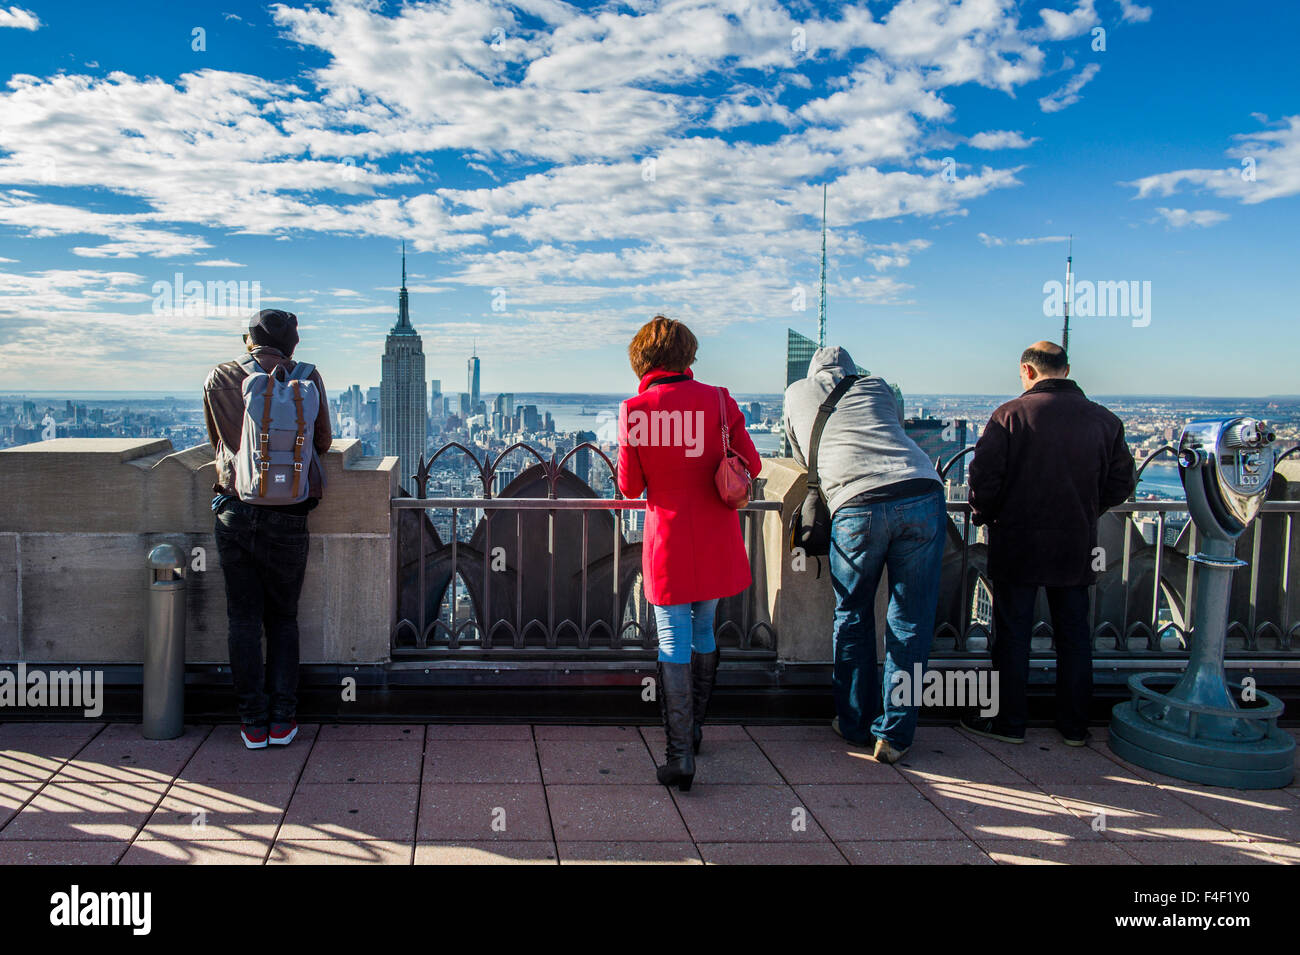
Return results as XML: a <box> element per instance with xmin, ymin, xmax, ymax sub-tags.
<box><xmin>628</xmin><ymin>315</ymin><xmax>698</xmax><ymax>378</ymax></box>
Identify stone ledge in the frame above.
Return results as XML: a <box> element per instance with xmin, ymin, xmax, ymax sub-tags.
<box><xmin>0</xmin><ymin>437</ymin><xmax>171</xmax><ymax>460</ymax></box>
<box><xmin>0</xmin><ymin>437</ymin><xmax>397</xmax><ymax>535</ymax></box>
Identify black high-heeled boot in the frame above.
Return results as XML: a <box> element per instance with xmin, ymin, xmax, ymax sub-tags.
<box><xmin>690</xmin><ymin>649</ymin><xmax>720</xmax><ymax>755</ymax></box>
<box><xmin>655</xmin><ymin>661</ymin><xmax>695</xmax><ymax>792</ymax></box>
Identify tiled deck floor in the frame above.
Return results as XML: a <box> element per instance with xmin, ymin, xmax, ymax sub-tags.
<box><xmin>1</xmin><ymin>721</ymin><xmax>1296</xmax><ymax>864</ymax></box>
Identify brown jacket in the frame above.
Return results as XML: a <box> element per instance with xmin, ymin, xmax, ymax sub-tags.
<box><xmin>202</xmin><ymin>346</ymin><xmax>332</xmax><ymax>498</ymax></box>
<box><xmin>968</xmin><ymin>377</ymin><xmax>1135</xmax><ymax>587</ymax></box>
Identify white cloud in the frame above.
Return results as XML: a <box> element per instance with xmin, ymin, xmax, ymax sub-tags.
<box><xmin>1038</xmin><ymin>62</ymin><xmax>1101</xmax><ymax>113</ymax></box>
<box><xmin>1126</xmin><ymin>116</ymin><xmax>1300</xmax><ymax>205</ymax></box>
<box><xmin>1036</xmin><ymin>0</ymin><xmax>1099</xmax><ymax>41</ymax></box>
<box><xmin>0</xmin><ymin>6</ymin><xmax>39</xmax><ymax>30</ymax></box>
<box><xmin>1117</xmin><ymin>0</ymin><xmax>1153</xmax><ymax>23</ymax></box>
<box><xmin>1153</xmin><ymin>207</ymin><xmax>1229</xmax><ymax>228</ymax></box>
<box><xmin>978</xmin><ymin>232</ymin><xmax>1069</xmax><ymax>246</ymax></box>
<box><xmin>0</xmin><ymin>0</ymin><xmax>1133</xmax><ymax>380</ymax></box>
<box><xmin>864</xmin><ymin>238</ymin><xmax>931</xmax><ymax>270</ymax></box>
<box><xmin>0</xmin><ymin>195</ymin><xmax>211</xmax><ymax>258</ymax></box>
<box><xmin>968</xmin><ymin>129</ymin><xmax>1039</xmax><ymax>150</ymax></box>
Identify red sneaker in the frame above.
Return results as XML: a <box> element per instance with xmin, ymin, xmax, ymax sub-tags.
<box><xmin>268</xmin><ymin>721</ymin><xmax>298</xmax><ymax>746</ymax></box>
<box><xmin>241</xmin><ymin>724</ymin><xmax>269</xmax><ymax>750</ymax></box>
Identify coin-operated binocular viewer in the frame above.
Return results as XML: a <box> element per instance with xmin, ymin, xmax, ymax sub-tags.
<box><xmin>1109</xmin><ymin>417</ymin><xmax>1294</xmax><ymax>788</ymax></box>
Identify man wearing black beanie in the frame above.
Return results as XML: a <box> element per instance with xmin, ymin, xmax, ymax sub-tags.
<box><xmin>202</xmin><ymin>309</ymin><xmax>332</xmax><ymax>750</ymax></box>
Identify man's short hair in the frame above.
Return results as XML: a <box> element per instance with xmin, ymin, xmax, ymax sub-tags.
<box><xmin>1020</xmin><ymin>344</ymin><xmax>1068</xmax><ymax>374</ymax></box>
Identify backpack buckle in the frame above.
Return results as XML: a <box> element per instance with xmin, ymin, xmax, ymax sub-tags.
<box><xmin>259</xmin><ymin>461</ymin><xmax>269</xmax><ymax>471</ymax></box>
<box><xmin>259</xmin><ymin>433</ymin><xmax>269</xmax><ymax>444</ymax></box>
<box><xmin>293</xmin><ymin>462</ymin><xmax>302</xmax><ymax>472</ymax></box>
<box><xmin>295</xmin><ymin>435</ymin><xmax>305</xmax><ymax>446</ymax></box>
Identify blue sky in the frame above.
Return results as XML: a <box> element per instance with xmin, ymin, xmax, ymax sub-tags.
<box><xmin>0</xmin><ymin>0</ymin><xmax>1295</xmax><ymax>398</ymax></box>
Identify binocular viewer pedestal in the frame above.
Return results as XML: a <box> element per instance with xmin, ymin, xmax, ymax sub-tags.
<box><xmin>1108</xmin><ymin>418</ymin><xmax>1295</xmax><ymax>789</ymax></box>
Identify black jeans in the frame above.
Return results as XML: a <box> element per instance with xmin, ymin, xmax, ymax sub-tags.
<box><xmin>214</xmin><ymin>498</ymin><xmax>310</xmax><ymax>725</ymax></box>
<box><xmin>990</xmin><ymin>582</ymin><xmax>1092</xmax><ymax>737</ymax></box>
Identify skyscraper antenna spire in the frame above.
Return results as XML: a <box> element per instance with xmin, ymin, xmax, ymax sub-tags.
<box><xmin>818</xmin><ymin>183</ymin><xmax>827</xmax><ymax>348</ymax></box>
<box><xmin>394</xmin><ymin>241</ymin><xmax>412</xmax><ymax>330</ymax></box>
<box><xmin>1062</xmin><ymin>234</ymin><xmax>1073</xmax><ymax>354</ymax></box>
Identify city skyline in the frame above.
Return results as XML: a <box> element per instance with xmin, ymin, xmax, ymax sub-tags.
<box><xmin>0</xmin><ymin>1</ymin><xmax>1296</xmax><ymax>397</ymax></box>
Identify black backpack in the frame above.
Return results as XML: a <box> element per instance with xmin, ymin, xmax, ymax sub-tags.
<box><xmin>787</xmin><ymin>374</ymin><xmax>858</xmax><ymax>561</ymax></box>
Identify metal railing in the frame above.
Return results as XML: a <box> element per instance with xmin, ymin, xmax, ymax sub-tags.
<box><xmin>933</xmin><ymin>444</ymin><xmax>1300</xmax><ymax>661</ymax></box>
<box><xmin>390</xmin><ymin>440</ymin><xmax>1299</xmax><ymax>664</ymax></box>
<box><xmin>390</xmin><ymin>441</ymin><xmax>781</xmax><ymax>657</ymax></box>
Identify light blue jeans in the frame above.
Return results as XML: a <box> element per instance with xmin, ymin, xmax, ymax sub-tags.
<box><xmin>652</xmin><ymin>599</ymin><xmax>719</xmax><ymax>664</ymax></box>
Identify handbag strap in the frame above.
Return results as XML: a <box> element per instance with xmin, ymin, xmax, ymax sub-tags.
<box><xmin>717</xmin><ymin>386</ymin><xmax>732</xmax><ymax>457</ymax></box>
<box><xmin>806</xmin><ymin>374</ymin><xmax>858</xmax><ymax>497</ymax></box>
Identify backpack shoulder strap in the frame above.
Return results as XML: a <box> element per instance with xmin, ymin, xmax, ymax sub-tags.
<box><xmin>806</xmin><ymin>374</ymin><xmax>858</xmax><ymax>496</ymax></box>
<box><xmin>288</xmin><ymin>361</ymin><xmax>315</xmax><ymax>381</ymax></box>
<box><xmin>236</xmin><ymin>353</ymin><xmax>262</xmax><ymax>375</ymax></box>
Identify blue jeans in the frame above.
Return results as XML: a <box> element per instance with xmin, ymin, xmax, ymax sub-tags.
<box><xmin>829</xmin><ymin>489</ymin><xmax>946</xmax><ymax>749</ymax></box>
<box><xmin>652</xmin><ymin>600</ymin><xmax>719</xmax><ymax>664</ymax></box>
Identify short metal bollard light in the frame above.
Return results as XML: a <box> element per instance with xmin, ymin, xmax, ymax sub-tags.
<box><xmin>1109</xmin><ymin>417</ymin><xmax>1295</xmax><ymax>789</ymax></box>
<box><xmin>143</xmin><ymin>543</ymin><xmax>187</xmax><ymax>740</ymax></box>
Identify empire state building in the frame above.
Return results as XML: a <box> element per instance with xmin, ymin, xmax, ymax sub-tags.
<box><xmin>381</xmin><ymin>244</ymin><xmax>427</xmax><ymax>494</ymax></box>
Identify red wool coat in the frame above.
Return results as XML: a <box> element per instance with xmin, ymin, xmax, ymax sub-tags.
<box><xmin>617</xmin><ymin>368</ymin><xmax>762</xmax><ymax>606</ymax></box>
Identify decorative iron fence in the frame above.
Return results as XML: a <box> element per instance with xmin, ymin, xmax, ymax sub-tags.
<box><xmin>932</xmin><ymin>444</ymin><xmax>1300</xmax><ymax>661</ymax></box>
<box><xmin>390</xmin><ymin>441</ymin><xmax>1300</xmax><ymax>663</ymax></box>
<box><xmin>390</xmin><ymin>441</ymin><xmax>780</xmax><ymax>657</ymax></box>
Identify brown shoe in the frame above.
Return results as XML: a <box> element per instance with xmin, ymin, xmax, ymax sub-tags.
<box><xmin>872</xmin><ymin>737</ymin><xmax>909</xmax><ymax>764</ymax></box>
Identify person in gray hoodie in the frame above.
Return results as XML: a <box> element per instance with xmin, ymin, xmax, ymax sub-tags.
<box><xmin>784</xmin><ymin>346</ymin><xmax>946</xmax><ymax>762</ymax></box>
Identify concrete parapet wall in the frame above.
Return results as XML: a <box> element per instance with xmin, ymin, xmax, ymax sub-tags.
<box><xmin>758</xmin><ymin>458</ymin><xmax>897</xmax><ymax>664</ymax></box>
<box><xmin>0</xmin><ymin>438</ymin><xmax>397</xmax><ymax>665</ymax></box>
<box><xmin>758</xmin><ymin>460</ymin><xmax>832</xmax><ymax>663</ymax></box>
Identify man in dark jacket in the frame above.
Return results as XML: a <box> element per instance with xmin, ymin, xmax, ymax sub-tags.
<box><xmin>963</xmin><ymin>341</ymin><xmax>1134</xmax><ymax>745</ymax></box>
<box><xmin>203</xmin><ymin>309</ymin><xmax>331</xmax><ymax>750</ymax></box>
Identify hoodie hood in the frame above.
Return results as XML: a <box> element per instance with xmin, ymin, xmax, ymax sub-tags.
<box><xmin>807</xmin><ymin>345</ymin><xmax>859</xmax><ymax>381</ymax></box>
<box><xmin>784</xmin><ymin>344</ymin><xmax>939</xmax><ymax>516</ymax></box>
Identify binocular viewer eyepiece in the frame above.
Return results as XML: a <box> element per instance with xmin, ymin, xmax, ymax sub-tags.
<box><xmin>1178</xmin><ymin>416</ymin><xmax>1276</xmax><ymax>541</ymax></box>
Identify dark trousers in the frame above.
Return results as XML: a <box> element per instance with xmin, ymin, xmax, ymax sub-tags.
<box><xmin>990</xmin><ymin>582</ymin><xmax>1092</xmax><ymax>737</ymax></box>
<box><xmin>214</xmin><ymin>499</ymin><xmax>310</xmax><ymax>725</ymax></box>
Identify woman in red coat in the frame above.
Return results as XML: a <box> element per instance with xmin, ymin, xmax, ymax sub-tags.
<box><xmin>617</xmin><ymin>316</ymin><xmax>761</xmax><ymax>790</ymax></box>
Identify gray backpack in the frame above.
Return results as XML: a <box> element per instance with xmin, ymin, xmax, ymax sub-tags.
<box><xmin>232</xmin><ymin>354</ymin><xmax>322</xmax><ymax>505</ymax></box>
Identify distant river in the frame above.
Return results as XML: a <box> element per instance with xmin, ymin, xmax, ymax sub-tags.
<box><xmin>1135</xmin><ymin>460</ymin><xmax>1185</xmax><ymax>500</ymax></box>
